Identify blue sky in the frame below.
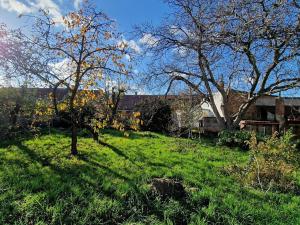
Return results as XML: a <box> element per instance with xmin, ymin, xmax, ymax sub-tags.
<box><xmin>2</xmin><ymin>1</ymin><xmax>297</xmax><ymax>96</ymax></box>
<box><xmin>0</xmin><ymin>0</ymin><xmax>171</xmax><ymax>93</ymax></box>
<box><xmin>96</xmin><ymin>0</ymin><xmax>169</xmax><ymax>33</ymax></box>
<box><xmin>0</xmin><ymin>0</ymin><xmax>169</xmax><ymax>33</ymax></box>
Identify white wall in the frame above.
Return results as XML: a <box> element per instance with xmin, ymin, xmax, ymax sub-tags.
<box><xmin>200</xmin><ymin>92</ymin><xmax>224</xmax><ymax>118</ymax></box>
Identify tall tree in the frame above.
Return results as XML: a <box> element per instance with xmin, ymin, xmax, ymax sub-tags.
<box><xmin>0</xmin><ymin>3</ymin><xmax>131</xmax><ymax>155</ymax></box>
<box><xmin>137</xmin><ymin>0</ymin><xmax>300</xmax><ymax>130</ymax></box>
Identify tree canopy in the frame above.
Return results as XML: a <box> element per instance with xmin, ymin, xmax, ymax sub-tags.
<box><xmin>137</xmin><ymin>0</ymin><xmax>300</xmax><ymax>129</ymax></box>
<box><xmin>0</xmin><ymin>2</ymin><xmax>132</xmax><ymax>155</ymax></box>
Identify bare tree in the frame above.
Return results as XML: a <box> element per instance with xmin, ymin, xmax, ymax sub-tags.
<box><xmin>136</xmin><ymin>0</ymin><xmax>300</xmax><ymax>130</ymax></box>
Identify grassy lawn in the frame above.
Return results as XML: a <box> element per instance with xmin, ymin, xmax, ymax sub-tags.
<box><xmin>0</xmin><ymin>129</ymin><xmax>299</xmax><ymax>225</ymax></box>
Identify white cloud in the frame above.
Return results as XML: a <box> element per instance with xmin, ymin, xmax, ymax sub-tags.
<box><xmin>0</xmin><ymin>0</ymin><xmax>33</xmax><ymax>14</ymax></box>
<box><xmin>104</xmin><ymin>79</ymin><xmax>129</xmax><ymax>92</ymax></box>
<box><xmin>169</xmin><ymin>25</ymin><xmax>182</xmax><ymax>36</ymax></box>
<box><xmin>104</xmin><ymin>77</ymin><xmax>149</xmax><ymax>95</ymax></box>
<box><xmin>126</xmin><ymin>83</ymin><xmax>148</xmax><ymax>95</ymax></box>
<box><xmin>139</xmin><ymin>33</ymin><xmax>158</xmax><ymax>46</ymax></box>
<box><xmin>118</xmin><ymin>39</ymin><xmax>141</xmax><ymax>54</ymax></box>
<box><xmin>30</xmin><ymin>0</ymin><xmax>63</xmax><ymax>23</ymax></box>
<box><xmin>170</xmin><ymin>71</ymin><xmax>189</xmax><ymax>79</ymax></box>
<box><xmin>173</xmin><ymin>46</ymin><xmax>188</xmax><ymax>57</ymax></box>
<box><xmin>105</xmin><ymin>79</ymin><xmax>118</xmax><ymax>89</ymax></box>
<box><xmin>125</xmin><ymin>54</ymin><xmax>131</xmax><ymax>61</ymax></box>
<box><xmin>169</xmin><ymin>25</ymin><xmax>193</xmax><ymax>38</ymax></box>
<box><xmin>74</xmin><ymin>0</ymin><xmax>82</xmax><ymax>9</ymax></box>
<box><xmin>0</xmin><ymin>0</ymin><xmax>63</xmax><ymax>23</ymax></box>
<box><xmin>127</xmin><ymin>40</ymin><xmax>141</xmax><ymax>54</ymax></box>
<box><xmin>49</xmin><ymin>58</ymin><xmax>76</xmax><ymax>83</ymax></box>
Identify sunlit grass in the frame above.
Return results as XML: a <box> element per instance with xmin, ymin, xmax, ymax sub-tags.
<box><xmin>0</xmin><ymin>129</ymin><xmax>299</xmax><ymax>224</ymax></box>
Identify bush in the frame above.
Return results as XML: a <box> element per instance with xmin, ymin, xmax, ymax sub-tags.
<box><xmin>217</xmin><ymin>130</ymin><xmax>252</xmax><ymax>150</ymax></box>
<box><xmin>0</xmin><ymin>88</ymin><xmax>38</xmax><ymax>139</ymax></box>
<box><xmin>229</xmin><ymin>130</ymin><xmax>300</xmax><ymax>193</ymax></box>
<box><xmin>134</xmin><ymin>98</ymin><xmax>172</xmax><ymax>133</ymax></box>
<box><xmin>295</xmin><ymin>138</ymin><xmax>300</xmax><ymax>151</ymax></box>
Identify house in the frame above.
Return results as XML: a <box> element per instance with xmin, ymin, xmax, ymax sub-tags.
<box><xmin>117</xmin><ymin>94</ymin><xmax>203</xmax><ymax>130</ymax></box>
<box><xmin>3</xmin><ymin>88</ymin><xmax>300</xmax><ymax>135</ymax></box>
<box><xmin>197</xmin><ymin>89</ymin><xmax>300</xmax><ymax>135</ymax></box>
<box><xmin>240</xmin><ymin>96</ymin><xmax>300</xmax><ymax>135</ymax></box>
<box><xmin>29</xmin><ymin>88</ymin><xmax>300</xmax><ymax>133</ymax></box>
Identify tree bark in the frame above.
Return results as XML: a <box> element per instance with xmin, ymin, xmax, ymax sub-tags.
<box><xmin>52</xmin><ymin>84</ymin><xmax>60</xmax><ymax>116</ymax></box>
<box><xmin>70</xmin><ymin>94</ymin><xmax>78</xmax><ymax>155</ymax></box>
<box><xmin>196</xmin><ymin>53</ymin><xmax>226</xmax><ymax>130</ymax></box>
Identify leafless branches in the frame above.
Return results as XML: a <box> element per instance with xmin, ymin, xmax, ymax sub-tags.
<box><xmin>136</xmin><ymin>0</ymin><xmax>300</xmax><ymax>129</ymax></box>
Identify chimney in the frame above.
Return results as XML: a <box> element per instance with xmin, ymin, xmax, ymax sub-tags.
<box><xmin>135</xmin><ymin>91</ymin><xmax>138</xmax><ymax>95</ymax></box>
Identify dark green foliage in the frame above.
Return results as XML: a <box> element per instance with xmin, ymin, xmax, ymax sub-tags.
<box><xmin>0</xmin><ymin>129</ymin><xmax>299</xmax><ymax>224</ymax></box>
<box><xmin>217</xmin><ymin>130</ymin><xmax>253</xmax><ymax>150</ymax></box>
<box><xmin>295</xmin><ymin>138</ymin><xmax>300</xmax><ymax>151</ymax></box>
<box><xmin>135</xmin><ymin>98</ymin><xmax>172</xmax><ymax>133</ymax></box>
<box><xmin>0</xmin><ymin>88</ymin><xmax>38</xmax><ymax>140</ymax></box>
<box><xmin>53</xmin><ymin>104</ymin><xmax>97</xmax><ymax>128</ymax></box>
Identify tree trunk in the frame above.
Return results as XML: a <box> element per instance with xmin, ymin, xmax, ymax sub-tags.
<box><xmin>197</xmin><ymin>53</ymin><xmax>226</xmax><ymax>131</ymax></box>
<box><xmin>70</xmin><ymin>86</ymin><xmax>78</xmax><ymax>156</ymax></box>
<box><xmin>52</xmin><ymin>85</ymin><xmax>59</xmax><ymax>116</ymax></box>
<box><xmin>70</xmin><ymin>104</ymin><xmax>78</xmax><ymax>155</ymax></box>
<box><xmin>232</xmin><ymin>97</ymin><xmax>257</xmax><ymax>128</ymax></box>
<box><xmin>10</xmin><ymin>103</ymin><xmax>21</xmax><ymax>127</ymax></box>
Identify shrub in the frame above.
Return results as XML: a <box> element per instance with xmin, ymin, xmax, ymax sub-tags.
<box><xmin>134</xmin><ymin>98</ymin><xmax>172</xmax><ymax>133</ymax></box>
<box><xmin>295</xmin><ymin>138</ymin><xmax>300</xmax><ymax>151</ymax></box>
<box><xmin>229</xmin><ymin>130</ymin><xmax>300</xmax><ymax>193</ymax></box>
<box><xmin>0</xmin><ymin>88</ymin><xmax>38</xmax><ymax>139</ymax></box>
<box><xmin>217</xmin><ymin>130</ymin><xmax>252</xmax><ymax>150</ymax></box>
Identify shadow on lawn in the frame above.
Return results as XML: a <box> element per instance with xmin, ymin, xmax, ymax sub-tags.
<box><xmin>100</xmin><ymin>129</ymin><xmax>161</xmax><ymax>140</ymax></box>
<box><xmin>0</xmin><ymin>129</ymin><xmax>204</xmax><ymax>224</ymax></box>
<box><xmin>2</xmin><ymin>141</ymin><xmax>134</xmax><ymax>198</ymax></box>
<box><xmin>1</xmin><ymin>141</ymin><xmax>188</xmax><ymax>224</ymax></box>
<box><xmin>97</xmin><ymin>139</ymin><xmax>130</xmax><ymax>160</ymax></box>
<box><xmin>97</xmin><ymin>139</ymin><xmax>175</xmax><ymax>171</ymax></box>
<box><xmin>0</xmin><ymin>128</ymin><xmax>72</xmax><ymax>149</ymax></box>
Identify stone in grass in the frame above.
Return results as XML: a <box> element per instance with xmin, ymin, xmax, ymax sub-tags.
<box><xmin>150</xmin><ymin>178</ymin><xmax>186</xmax><ymax>200</ymax></box>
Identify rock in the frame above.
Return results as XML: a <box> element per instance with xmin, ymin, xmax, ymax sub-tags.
<box><xmin>150</xmin><ymin>178</ymin><xmax>186</xmax><ymax>200</ymax></box>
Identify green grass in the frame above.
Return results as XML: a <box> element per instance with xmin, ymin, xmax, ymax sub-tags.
<box><xmin>0</xmin><ymin>129</ymin><xmax>299</xmax><ymax>225</ymax></box>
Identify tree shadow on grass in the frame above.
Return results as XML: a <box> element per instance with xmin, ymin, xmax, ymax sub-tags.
<box><xmin>0</xmin><ymin>130</ymin><xmax>197</xmax><ymax>224</ymax></box>
<box><xmin>98</xmin><ymin>140</ymin><xmax>176</xmax><ymax>171</ymax></box>
<box><xmin>100</xmin><ymin>129</ymin><xmax>161</xmax><ymax>140</ymax></box>
<box><xmin>5</xmin><ymin>145</ymin><xmax>141</xmax><ymax>222</ymax></box>
<box><xmin>3</xmin><ymin>142</ymin><xmax>134</xmax><ymax>198</ymax></box>
<box><xmin>0</xmin><ymin>141</ymin><xmax>171</xmax><ymax>223</ymax></box>
<box><xmin>1</xmin><ymin>142</ymin><xmax>197</xmax><ymax>225</ymax></box>
<box><xmin>80</xmin><ymin>156</ymin><xmax>131</xmax><ymax>182</ymax></box>
<box><xmin>0</xmin><ymin>136</ymin><xmax>33</xmax><ymax>149</ymax></box>
<box><xmin>97</xmin><ymin>139</ymin><xmax>130</xmax><ymax>160</ymax></box>
<box><xmin>0</xmin><ymin>128</ymin><xmax>71</xmax><ymax>149</ymax></box>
